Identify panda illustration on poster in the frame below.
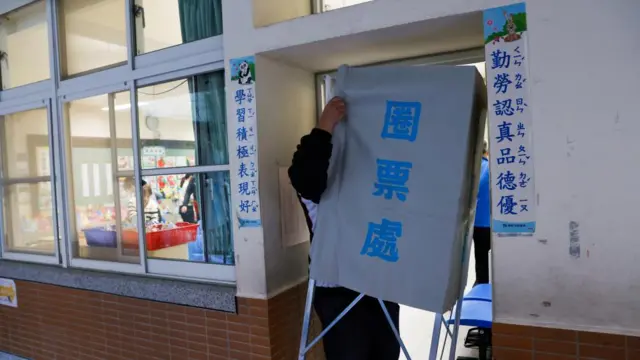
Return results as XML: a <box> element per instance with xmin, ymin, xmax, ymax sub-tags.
<box><xmin>237</xmin><ymin>60</ymin><xmax>253</xmax><ymax>85</ymax></box>
<box><xmin>230</xmin><ymin>56</ymin><xmax>256</xmax><ymax>85</ymax></box>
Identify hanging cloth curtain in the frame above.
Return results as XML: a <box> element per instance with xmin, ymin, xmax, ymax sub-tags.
<box><xmin>178</xmin><ymin>0</ymin><xmax>232</xmax><ymax>264</ymax></box>
<box><xmin>178</xmin><ymin>0</ymin><xmax>223</xmax><ymax>42</ymax></box>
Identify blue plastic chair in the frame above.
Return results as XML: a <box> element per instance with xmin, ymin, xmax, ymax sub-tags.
<box><xmin>447</xmin><ymin>285</ymin><xmax>493</xmax><ymax>360</ymax></box>
<box><xmin>463</xmin><ymin>284</ymin><xmax>492</xmax><ymax>302</ymax></box>
<box><xmin>447</xmin><ymin>300</ymin><xmax>492</xmax><ymax>328</ymax></box>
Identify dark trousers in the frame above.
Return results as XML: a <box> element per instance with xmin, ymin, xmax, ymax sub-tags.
<box><xmin>473</xmin><ymin>226</ymin><xmax>491</xmax><ymax>284</ymax></box>
<box><xmin>180</xmin><ymin>205</ymin><xmax>196</xmax><ymax>223</ymax></box>
<box><xmin>313</xmin><ymin>286</ymin><xmax>400</xmax><ymax>360</ymax></box>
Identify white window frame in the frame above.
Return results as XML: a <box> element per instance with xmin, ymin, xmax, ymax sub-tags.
<box><xmin>0</xmin><ymin>97</ymin><xmax>60</xmax><ymax>265</ymax></box>
<box><xmin>0</xmin><ymin>0</ymin><xmax>235</xmax><ymax>284</ymax></box>
<box><xmin>312</xmin><ymin>0</ymin><xmax>323</xmax><ymax>13</ymax></box>
<box><xmin>313</xmin><ymin>0</ymin><xmax>375</xmax><ymax>13</ymax></box>
<box><xmin>0</xmin><ymin>1</ymin><xmax>36</xmax><ymax>15</ymax></box>
<box><xmin>316</xmin><ymin>48</ymin><xmax>488</xmax><ymax>156</ymax></box>
<box><xmin>136</xmin><ymin>66</ymin><xmax>233</xmax><ymax>283</ymax></box>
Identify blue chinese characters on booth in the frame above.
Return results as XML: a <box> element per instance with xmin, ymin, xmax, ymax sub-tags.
<box><xmin>381</xmin><ymin>101</ymin><xmax>422</xmax><ymax>142</ymax></box>
<box><xmin>373</xmin><ymin>159</ymin><xmax>413</xmax><ymax>202</ymax></box>
<box><xmin>363</xmin><ymin>99</ymin><xmax>423</xmax><ymax>262</ymax></box>
<box><xmin>360</xmin><ymin>219</ymin><xmax>403</xmax><ymax>263</ymax></box>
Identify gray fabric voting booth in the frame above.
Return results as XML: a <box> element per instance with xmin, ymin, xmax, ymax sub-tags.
<box><xmin>310</xmin><ymin>64</ymin><xmax>486</xmax><ymax>313</ymax></box>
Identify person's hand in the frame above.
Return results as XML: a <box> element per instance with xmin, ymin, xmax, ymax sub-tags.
<box><xmin>317</xmin><ymin>97</ymin><xmax>346</xmax><ymax>134</ymax></box>
<box><xmin>180</xmin><ymin>206</ymin><xmax>187</xmax><ymax>214</ymax></box>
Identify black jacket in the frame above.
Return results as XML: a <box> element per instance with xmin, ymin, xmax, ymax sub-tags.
<box><xmin>288</xmin><ymin>128</ymin><xmax>333</xmax><ymax>242</ymax></box>
<box><xmin>182</xmin><ymin>177</ymin><xmax>196</xmax><ymax>207</ymax></box>
<box><xmin>288</xmin><ymin>129</ymin><xmax>332</xmax><ymax>204</ymax></box>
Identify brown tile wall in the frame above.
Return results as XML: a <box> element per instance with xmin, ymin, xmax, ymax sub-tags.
<box><xmin>0</xmin><ymin>280</ymin><xmax>324</xmax><ymax>360</ymax></box>
<box><xmin>493</xmin><ymin>323</ymin><xmax>640</xmax><ymax>360</ymax></box>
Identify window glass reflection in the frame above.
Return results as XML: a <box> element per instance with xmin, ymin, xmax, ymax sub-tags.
<box><xmin>140</xmin><ymin>172</ymin><xmax>233</xmax><ymax>264</ymax></box>
<box><xmin>0</xmin><ymin>108</ymin><xmax>55</xmax><ymax>255</ymax></box>
<box><xmin>59</xmin><ymin>0</ymin><xmax>127</xmax><ymax>77</ymax></box>
<box><xmin>137</xmin><ymin>72</ymin><xmax>228</xmax><ymax>169</ymax></box>
<box><xmin>134</xmin><ymin>0</ymin><xmax>223</xmax><ymax>55</ymax></box>
<box><xmin>0</xmin><ymin>0</ymin><xmax>50</xmax><ymax>89</ymax></box>
<box><xmin>66</xmin><ymin>92</ymin><xmax>139</xmax><ymax>263</ymax></box>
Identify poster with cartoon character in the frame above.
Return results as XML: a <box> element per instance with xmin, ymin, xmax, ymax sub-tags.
<box><xmin>484</xmin><ymin>3</ymin><xmax>536</xmax><ymax>235</ymax></box>
<box><xmin>229</xmin><ymin>56</ymin><xmax>261</xmax><ymax>228</ymax></box>
<box><xmin>0</xmin><ymin>279</ymin><xmax>17</xmax><ymax>308</ymax></box>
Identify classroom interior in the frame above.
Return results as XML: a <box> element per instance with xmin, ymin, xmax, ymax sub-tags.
<box><xmin>0</xmin><ymin>0</ymin><xmax>232</xmax><ymax>265</ymax></box>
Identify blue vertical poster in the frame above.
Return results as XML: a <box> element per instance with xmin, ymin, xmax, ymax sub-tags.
<box><xmin>484</xmin><ymin>3</ymin><xmax>536</xmax><ymax>234</ymax></box>
<box><xmin>229</xmin><ymin>56</ymin><xmax>261</xmax><ymax>228</ymax></box>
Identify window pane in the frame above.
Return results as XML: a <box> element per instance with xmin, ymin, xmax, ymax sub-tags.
<box><xmin>0</xmin><ymin>107</ymin><xmax>55</xmax><ymax>255</ymax></box>
<box><xmin>66</xmin><ymin>92</ymin><xmax>140</xmax><ymax>263</ymax></box>
<box><xmin>0</xmin><ymin>108</ymin><xmax>50</xmax><ymax>178</ymax></box>
<box><xmin>137</xmin><ymin>71</ymin><xmax>228</xmax><ymax>169</ymax></box>
<box><xmin>2</xmin><ymin>182</ymin><xmax>55</xmax><ymax>255</ymax></box>
<box><xmin>59</xmin><ymin>0</ymin><xmax>127</xmax><ymax>77</ymax></box>
<box><xmin>134</xmin><ymin>0</ymin><xmax>222</xmax><ymax>55</ymax></box>
<box><xmin>141</xmin><ymin>171</ymin><xmax>232</xmax><ymax>264</ymax></box>
<box><xmin>0</xmin><ymin>0</ymin><xmax>50</xmax><ymax>89</ymax></box>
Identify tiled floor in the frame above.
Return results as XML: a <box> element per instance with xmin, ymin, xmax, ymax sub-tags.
<box><xmin>399</xmin><ymin>242</ymin><xmax>479</xmax><ymax>360</ymax></box>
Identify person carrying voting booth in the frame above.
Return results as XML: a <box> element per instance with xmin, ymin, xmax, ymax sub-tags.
<box><xmin>289</xmin><ymin>97</ymin><xmax>401</xmax><ymax>360</ymax></box>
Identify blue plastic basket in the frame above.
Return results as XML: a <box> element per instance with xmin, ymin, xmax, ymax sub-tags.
<box><xmin>187</xmin><ymin>223</ymin><xmax>234</xmax><ymax>264</ymax></box>
<box><xmin>188</xmin><ymin>223</ymin><xmax>204</xmax><ymax>261</ymax></box>
<box><xmin>83</xmin><ymin>227</ymin><xmax>117</xmax><ymax>248</ymax></box>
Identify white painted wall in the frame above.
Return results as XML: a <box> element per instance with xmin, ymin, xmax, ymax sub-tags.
<box><xmin>254</xmin><ymin>56</ymin><xmax>316</xmax><ymax>295</ymax></box>
<box><xmin>226</xmin><ymin>0</ymin><xmax>640</xmax><ymax>338</ymax></box>
<box><xmin>252</xmin><ymin>0</ymin><xmax>519</xmax><ymax>55</ymax></box>
<box><xmin>222</xmin><ymin>0</ymin><xmax>267</xmax><ymax>298</ymax></box>
<box><xmin>494</xmin><ymin>0</ymin><xmax>640</xmax><ymax>335</ymax></box>
<box><xmin>224</xmin><ymin>0</ymin><xmax>321</xmax><ymax>299</ymax></box>
<box><xmin>221</xmin><ymin>0</ymin><xmax>511</xmax><ymax>299</ymax></box>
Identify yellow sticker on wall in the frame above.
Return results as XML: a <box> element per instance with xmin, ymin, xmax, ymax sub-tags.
<box><xmin>0</xmin><ymin>279</ymin><xmax>17</xmax><ymax>308</ymax></box>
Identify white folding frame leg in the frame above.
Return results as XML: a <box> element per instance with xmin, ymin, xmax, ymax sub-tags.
<box><xmin>378</xmin><ymin>299</ymin><xmax>412</xmax><ymax>360</ymax></box>
<box><xmin>298</xmin><ymin>279</ymin><xmax>366</xmax><ymax>360</ymax></box>
<box><xmin>449</xmin><ymin>299</ymin><xmax>465</xmax><ymax>360</ymax></box>
<box><xmin>447</xmin><ymin>223</ymin><xmax>475</xmax><ymax>360</ymax></box>
<box><xmin>298</xmin><ymin>279</ymin><xmax>316</xmax><ymax>360</ymax></box>
<box><xmin>428</xmin><ymin>313</ymin><xmax>443</xmax><ymax>360</ymax></box>
<box><xmin>429</xmin><ymin>226</ymin><xmax>475</xmax><ymax>360</ymax></box>
<box><xmin>429</xmin><ymin>313</ymin><xmax>458</xmax><ymax>360</ymax></box>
